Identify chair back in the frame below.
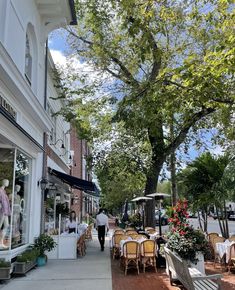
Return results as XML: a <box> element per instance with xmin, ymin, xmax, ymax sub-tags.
<box><xmin>113</xmin><ymin>234</ymin><xmax>128</xmax><ymax>247</ymax></box>
<box><xmin>126</xmin><ymin>230</ymin><xmax>138</xmax><ymax>235</ymax></box>
<box><xmin>212</xmin><ymin>236</ymin><xmax>225</xmax><ymax>252</ymax></box>
<box><xmin>229</xmin><ymin>236</ymin><xmax>235</xmax><ymax>242</ymax></box>
<box><xmin>147</xmin><ymin>229</ymin><xmax>158</xmax><ymax>235</ymax></box>
<box><xmin>207</xmin><ymin>232</ymin><xmax>219</xmax><ymax>242</ymax></box>
<box><xmin>145</xmin><ymin>227</ymin><xmax>154</xmax><ymax>231</ymax></box>
<box><xmin>140</xmin><ymin>240</ymin><xmax>156</xmax><ymax>257</ymax></box>
<box><xmin>123</xmin><ymin>241</ymin><xmax>139</xmax><ymax>258</ymax></box>
<box><xmin>114</xmin><ymin>229</ymin><xmax>125</xmax><ymax>235</ymax></box>
<box><xmin>125</xmin><ymin>227</ymin><xmax>135</xmax><ymax>231</ymax></box>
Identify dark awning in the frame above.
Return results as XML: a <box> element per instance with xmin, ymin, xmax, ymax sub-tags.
<box><xmin>49</xmin><ymin>168</ymin><xmax>99</xmax><ymax>195</ymax></box>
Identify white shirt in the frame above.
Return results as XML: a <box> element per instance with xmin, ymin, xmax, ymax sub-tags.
<box><xmin>96</xmin><ymin>212</ymin><xmax>109</xmax><ymax>229</ymax></box>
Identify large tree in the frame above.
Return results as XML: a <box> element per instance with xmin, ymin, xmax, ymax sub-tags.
<box><xmin>57</xmin><ymin>0</ymin><xmax>235</xmax><ymax>226</ymax></box>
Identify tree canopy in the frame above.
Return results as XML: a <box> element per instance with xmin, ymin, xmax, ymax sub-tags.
<box><xmin>57</xmin><ymin>0</ymin><xmax>235</xmax><ymax>226</ymax></box>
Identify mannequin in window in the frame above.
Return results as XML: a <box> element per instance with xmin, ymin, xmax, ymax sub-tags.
<box><xmin>0</xmin><ymin>179</ymin><xmax>11</xmax><ymax>248</ymax></box>
<box><xmin>10</xmin><ymin>184</ymin><xmax>21</xmax><ymax>242</ymax></box>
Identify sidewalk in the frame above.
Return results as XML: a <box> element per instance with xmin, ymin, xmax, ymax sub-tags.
<box><xmin>1</xmin><ymin>227</ymin><xmax>235</xmax><ymax>289</ymax></box>
<box><xmin>0</xmin><ymin>231</ymin><xmax>112</xmax><ymax>290</ymax></box>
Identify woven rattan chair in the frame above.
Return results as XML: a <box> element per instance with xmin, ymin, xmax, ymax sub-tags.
<box><xmin>114</xmin><ymin>229</ymin><xmax>125</xmax><ymax>235</ymax></box>
<box><xmin>112</xmin><ymin>234</ymin><xmax>128</xmax><ymax>259</ymax></box>
<box><xmin>122</xmin><ymin>241</ymin><xmax>140</xmax><ymax>275</ymax></box>
<box><xmin>208</xmin><ymin>232</ymin><xmax>219</xmax><ymax>242</ymax></box>
<box><xmin>85</xmin><ymin>224</ymin><xmax>93</xmax><ymax>241</ymax></box>
<box><xmin>77</xmin><ymin>234</ymin><xmax>86</xmax><ymax>256</ymax></box>
<box><xmin>145</xmin><ymin>227</ymin><xmax>155</xmax><ymax>231</ymax></box>
<box><xmin>147</xmin><ymin>229</ymin><xmax>158</xmax><ymax>235</ymax></box>
<box><xmin>229</xmin><ymin>236</ymin><xmax>235</xmax><ymax>242</ymax></box>
<box><xmin>125</xmin><ymin>230</ymin><xmax>138</xmax><ymax>235</ymax></box>
<box><xmin>140</xmin><ymin>240</ymin><xmax>157</xmax><ymax>273</ymax></box>
<box><xmin>227</xmin><ymin>243</ymin><xmax>235</xmax><ymax>273</ymax></box>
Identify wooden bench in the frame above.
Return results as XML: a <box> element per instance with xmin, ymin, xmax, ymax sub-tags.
<box><xmin>164</xmin><ymin>247</ymin><xmax>222</xmax><ymax>290</ymax></box>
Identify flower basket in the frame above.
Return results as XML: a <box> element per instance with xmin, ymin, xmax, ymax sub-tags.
<box><xmin>167</xmin><ymin>199</ymin><xmax>209</xmax><ymax>264</ymax></box>
<box><xmin>0</xmin><ymin>259</ymin><xmax>11</xmax><ymax>280</ymax></box>
<box><xmin>14</xmin><ymin>260</ymin><xmax>37</xmax><ymax>275</ymax></box>
<box><xmin>14</xmin><ymin>247</ymin><xmax>39</xmax><ymax>274</ymax></box>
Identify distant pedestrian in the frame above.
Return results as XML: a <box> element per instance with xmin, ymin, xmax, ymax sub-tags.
<box><xmin>96</xmin><ymin>208</ymin><xmax>109</xmax><ymax>251</ymax></box>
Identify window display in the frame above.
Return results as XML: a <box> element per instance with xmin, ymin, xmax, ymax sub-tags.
<box><xmin>0</xmin><ymin>148</ymin><xmax>31</xmax><ymax>250</ymax></box>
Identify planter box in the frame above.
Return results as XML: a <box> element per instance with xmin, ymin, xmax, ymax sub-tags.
<box><xmin>14</xmin><ymin>260</ymin><xmax>37</xmax><ymax>275</ymax></box>
<box><xmin>0</xmin><ymin>267</ymin><xmax>11</xmax><ymax>280</ymax></box>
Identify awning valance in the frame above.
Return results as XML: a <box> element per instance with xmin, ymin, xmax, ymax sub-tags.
<box><xmin>49</xmin><ymin>168</ymin><xmax>99</xmax><ymax>195</ymax></box>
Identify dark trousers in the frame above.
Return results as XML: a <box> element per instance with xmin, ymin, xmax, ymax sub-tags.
<box><xmin>97</xmin><ymin>225</ymin><xmax>105</xmax><ymax>249</ymax></box>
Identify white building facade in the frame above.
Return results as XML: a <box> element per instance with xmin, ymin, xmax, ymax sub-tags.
<box><xmin>0</xmin><ymin>0</ymin><xmax>76</xmax><ymax>260</ymax></box>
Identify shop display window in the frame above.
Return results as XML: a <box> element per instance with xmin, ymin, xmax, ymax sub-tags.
<box><xmin>0</xmin><ymin>148</ymin><xmax>31</xmax><ymax>250</ymax></box>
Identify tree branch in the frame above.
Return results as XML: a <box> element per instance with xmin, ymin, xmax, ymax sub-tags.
<box><xmin>165</xmin><ymin>107</ymin><xmax>216</xmax><ymax>157</ymax></box>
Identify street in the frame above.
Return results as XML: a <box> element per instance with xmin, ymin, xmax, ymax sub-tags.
<box><xmin>161</xmin><ymin>217</ymin><xmax>235</xmax><ymax>235</ymax></box>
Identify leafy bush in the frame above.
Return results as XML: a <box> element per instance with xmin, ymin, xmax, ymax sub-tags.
<box><xmin>16</xmin><ymin>248</ymin><xmax>39</xmax><ymax>262</ymax></box>
<box><xmin>34</xmin><ymin>234</ymin><xmax>56</xmax><ymax>257</ymax></box>
<box><xmin>0</xmin><ymin>259</ymin><xmax>11</xmax><ymax>268</ymax></box>
<box><xmin>167</xmin><ymin>199</ymin><xmax>210</xmax><ymax>263</ymax></box>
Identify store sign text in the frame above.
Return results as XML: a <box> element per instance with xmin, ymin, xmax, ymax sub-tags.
<box><xmin>0</xmin><ymin>95</ymin><xmax>16</xmax><ymax>120</ymax></box>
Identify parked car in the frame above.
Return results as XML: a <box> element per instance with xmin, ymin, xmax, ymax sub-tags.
<box><xmin>210</xmin><ymin>211</ymin><xmax>228</xmax><ymax>220</ymax></box>
<box><xmin>188</xmin><ymin>211</ymin><xmax>198</xmax><ymax>218</ymax></box>
<box><xmin>155</xmin><ymin>209</ymin><xmax>168</xmax><ymax>226</ymax></box>
<box><xmin>228</xmin><ymin>211</ymin><xmax>235</xmax><ymax>221</ymax></box>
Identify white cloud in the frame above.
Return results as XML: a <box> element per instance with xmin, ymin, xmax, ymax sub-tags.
<box><xmin>50</xmin><ymin>49</ymin><xmax>67</xmax><ymax>67</ymax></box>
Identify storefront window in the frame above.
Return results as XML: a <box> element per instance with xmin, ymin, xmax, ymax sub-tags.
<box><xmin>0</xmin><ymin>148</ymin><xmax>31</xmax><ymax>250</ymax></box>
<box><xmin>0</xmin><ymin>148</ymin><xmax>14</xmax><ymax>250</ymax></box>
<box><xmin>12</xmin><ymin>150</ymin><xmax>31</xmax><ymax>248</ymax></box>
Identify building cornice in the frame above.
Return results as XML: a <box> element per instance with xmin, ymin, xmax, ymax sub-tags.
<box><xmin>0</xmin><ymin>41</ymin><xmax>52</xmax><ymax>132</ymax></box>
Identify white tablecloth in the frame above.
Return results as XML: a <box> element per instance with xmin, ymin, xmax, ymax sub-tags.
<box><xmin>120</xmin><ymin>237</ymin><xmax>146</xmax><ymax>256</ymax></box>
<box><xmin>216</xmin><ymin>240</ymin><xmax>235</xmax><ymax>263</ymax></box>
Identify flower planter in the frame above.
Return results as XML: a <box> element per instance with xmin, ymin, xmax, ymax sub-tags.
<box><xmin>0</xmin><ymin>267</ymin><xmax>11</xmax><ymax>280</ymax></box>
<box><xmin>36</xmin><ymin>256</ymin><xmax>47</xmax><ymax>267</ymax></box>
<box><xmin>188</xmin><ymin>252</ymin><xmax>205</xmax><ymax>274</ymax></box>
<box><xmin>14</xmin><ymin>260</ymin><xmax>37</xmax><ymax>275</ymax></box>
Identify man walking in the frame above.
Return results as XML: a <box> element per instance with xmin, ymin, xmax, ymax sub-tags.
<box><xmin>96</xmin><ymin>208</ymin><xmax>109</xmax><ymax>251</ymax></box>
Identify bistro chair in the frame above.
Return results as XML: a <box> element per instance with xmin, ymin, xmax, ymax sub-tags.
<box><xmin>77</xmin><ymin>234</ymin><xmax>86</xmax><ymax>257</ymax></box>
<box><xmin>229</xmin><ymin>236</ymin><xmax>235</xmax><ymax>242</ymax></box>
<box><xmin>85</xmin><ymin>224</ymin><xmax>93</xmax><ymax>241</ymax></box>
<box><xmin>112</xmin><ymin>234</ymin><xmax>128</xmax><ymax>259</ymax></box>
<box><xmin>114</xmin><ymin>229</ymin><xmax>125</xmax><ymax>235</ymax></box>
<box><xmin>122</xmin><ymin>241</ymin><xmax>140</xmax><ymax>275</ymax></box>
<box><xmin>227</xmin><ymin>243</ymin><xmax>235</xmax><ymax>274</ymax></box>
<box><xmin>147</xmin><ymin>229</ymin><xmax>158</xmax><ymax>235</ymax></box>
<box><xmin>125</xmin><ymin>230</ymin><xmax>138</xmax><ymax>235</ymax></box>
<box><xmin>145</xmin><ymin>227</ymin><xmax>155</xmax><ymax>231</ymax></box>
<box><xmin>125</xmin><ymin>227</ymin><xmax>135</xmax><ymax>231</ymax></box>
<box><xmin>212</xmin><ymin>236</ymin><xmax>226</xmax><ymax>268</ymax></box>
<box><xmin>207</xmin><ymin>233</ymin><xmax>219</xmax><ymax>257</ymax></box>
<box><xmin>140</xmin><ymin>240</ymin><xmax>157</xmax><ymax>273</ymax></box>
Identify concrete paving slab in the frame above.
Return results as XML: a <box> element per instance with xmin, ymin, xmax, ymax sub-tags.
<box><xmin>0</xmin><ymin>232</ymin><xmax>112</xmax><ymax>290</ymax></box>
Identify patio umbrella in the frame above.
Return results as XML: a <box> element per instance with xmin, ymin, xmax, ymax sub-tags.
<box><xmin>146</xmin><ymin>193</ymin><xmax>171</xmax><ymax>236</ymax></box>
<box><xmin>131</xmin><ymin>196</ymin><xmax>152</xmax><ymax>230</ymax></box>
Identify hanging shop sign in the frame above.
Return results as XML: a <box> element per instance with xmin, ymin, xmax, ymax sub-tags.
<box><xmin>0</xmin><ymin>95</ymin><xmax>16</xmax><ymax>120</ymax></box>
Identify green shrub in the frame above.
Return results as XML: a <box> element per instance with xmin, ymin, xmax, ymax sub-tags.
<box><xmin>16</xmin><ymin>248</ymin><xmax>39</xmax><ymax>263</ymax></box>
<box><xmin>34</xmin><ymin>234</ymin><xmax>56</xmax><ymax>257</ymax></box>
<box><xmin>0</xmin><ymin>259</ymin><xmax>11</xmax><ymax>268</ymax></box>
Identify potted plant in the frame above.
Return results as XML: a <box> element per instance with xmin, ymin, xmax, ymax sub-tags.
<box><xmin>34</xmin><ymin>234</ymin><xmax>56</xmax><ymax>266</ymax></box>
<box><xmin>14</xmin><ymin>247</ymin><xmax>39</xmax><ymax>275</ymax></box>
<box><xmin>166</xmin><ymin>199</ymin><xmax>210</xmax><ymax>273</ymax></box>
<box><xmin>0</xmin><ymin>259</ymin><xmax>11</xmax><ymax>280</ymax></box>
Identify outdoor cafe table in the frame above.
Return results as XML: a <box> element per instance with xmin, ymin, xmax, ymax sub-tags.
<box><xmin>216</xmin><ymin>240</ymin><xmax>235</xmax><ymax>263</ymax></box>
<box><xmin>120</xmin><ymin>237</ymin><xmax>147</xmax><ymax>256</ymax></box>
